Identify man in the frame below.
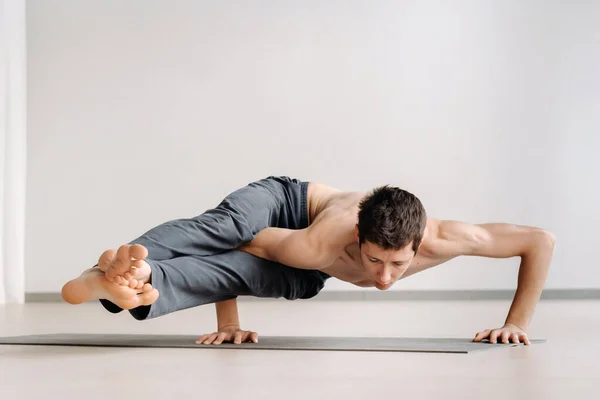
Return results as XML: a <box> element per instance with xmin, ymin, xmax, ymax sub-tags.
<box><xmin>62</xmin><ymin>176</ymin><xmax>556</xmax><ymax>346</ymax></box>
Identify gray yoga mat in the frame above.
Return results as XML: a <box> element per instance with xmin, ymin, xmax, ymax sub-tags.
<box><xmin>0</xmin><ymin>333</ymin><xmax>545</xmax><ymax>353</ymax></box>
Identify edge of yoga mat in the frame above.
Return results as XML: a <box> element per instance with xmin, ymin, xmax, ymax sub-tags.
<box><xmin>0</xmin><ymin>333</ymin><xmax>546</xmax><ymax>354</ymax></box>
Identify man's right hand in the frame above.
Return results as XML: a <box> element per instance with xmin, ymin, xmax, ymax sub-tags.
<box><xmin>195</xmin><ymin>324</ymin><xmax>258</xmax><ymax>345</ymax></box>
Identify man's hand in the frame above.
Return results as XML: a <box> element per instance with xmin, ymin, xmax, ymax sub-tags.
<box><xmin>196</xmin><ymin>324</ymin><xmax>258</xmax><ymax>345</ymax></box>
<box><xmin>209</xmin><ymin>298</ymin><xmax>257</xmax><ymax>345</ymax></box>
<box><xmin>473</xmin><ymin>323</ymin><xmax>531</xmax><ymax>345</ymax></box>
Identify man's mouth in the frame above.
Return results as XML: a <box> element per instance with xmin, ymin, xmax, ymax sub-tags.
<box><xmin>375</xmin><ymin>281</ymin><xmax>392</xmax><ymax>290</ymax></box>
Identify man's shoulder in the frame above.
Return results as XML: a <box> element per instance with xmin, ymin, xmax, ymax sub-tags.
<box><xmin>419</xmin><ymin>218</ymin><xmax>493</xmax><ymax>259</ymax></box>
<box><xmin>307</xmin><ymin>208</ymin><xmax>357</xmax><ymax>251</ymax></box>
<box><xmin>418</xmin><ymin>218</ymin><xmax>452</xmax><ymax>257</ymax></box>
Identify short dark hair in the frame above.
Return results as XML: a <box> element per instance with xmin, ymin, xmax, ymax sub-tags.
<box><xmin>357</xmin><ymin>185</ymin><xmax>427</xmax><ymax>253</ymax></box>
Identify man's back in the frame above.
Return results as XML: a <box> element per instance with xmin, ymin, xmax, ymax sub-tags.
<box><xmin>306</xmin><ymin>182</ymin><xmax>360</xmax><ymax>223</ymax></box>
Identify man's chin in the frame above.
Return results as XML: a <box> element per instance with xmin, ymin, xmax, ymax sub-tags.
<box><xmin>375</xmin><ymin>282</ymin><xmax>394</xmax><ymax>291</ymax></box>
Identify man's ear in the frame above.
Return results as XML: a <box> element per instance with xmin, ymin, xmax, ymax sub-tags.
<box><xmin>354</xmin><ymin>224</ymin><xmax>360</xmax><ymax>243</ymax></box>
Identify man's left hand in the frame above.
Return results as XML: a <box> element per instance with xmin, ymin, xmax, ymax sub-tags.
<box><xmin>473</xmin><ymin>323</ymin><xmax>531</xmax><ymax>345</ymax></box>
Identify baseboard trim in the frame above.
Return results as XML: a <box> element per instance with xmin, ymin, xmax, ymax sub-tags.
<box><xmin>25</xmin><ymin>289</ymin><xmax>600</xmax><ymax>303</ymax></box>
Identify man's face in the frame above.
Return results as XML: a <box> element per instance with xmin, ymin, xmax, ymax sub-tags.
<box><xmin>359</xmin><ymin>240</ymin><xmax>415</xmax><ymax>291</ymax></box>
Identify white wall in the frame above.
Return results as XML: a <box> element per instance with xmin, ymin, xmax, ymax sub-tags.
<box><xmin>26</xmin><ymin>0</ymin><xmax>600</xmax><ymax>293</ymax></box>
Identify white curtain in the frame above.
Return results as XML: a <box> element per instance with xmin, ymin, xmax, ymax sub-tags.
<box><xmin>0</xmin><ymin>0</ymin><xmax>26</xmax><ymax>304</ymax></box>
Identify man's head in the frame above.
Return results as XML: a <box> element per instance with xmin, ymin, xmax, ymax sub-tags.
<box><xmin>355</xmin><ymin>185</ymin><xmax>427</xmax><ymax>290</ymax></box>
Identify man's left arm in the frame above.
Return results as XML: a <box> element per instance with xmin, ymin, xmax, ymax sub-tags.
<box><xmin>433</xmin><ymin>220</ymin><xmax>557</xmax><ymax>345</ymax></box>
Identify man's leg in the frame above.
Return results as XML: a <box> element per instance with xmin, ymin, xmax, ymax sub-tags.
<box><xmin>130</xmin><ymin>176</ymin><xmax>308</xmax><ymax>260</ymax></box>
<box><xmin>101</xmin><ymin>176</ymin><xmax>309</xmax><ymax>283</ymax></box>
<box><xmin>94</xmin><ymin>176</ymin><xmax>313</xmax><ymax>316</ymax></box>
<box><xmin>100</xmin><ymin>250</ymin><xmax>330</xmax><ymax>321</ymax></box>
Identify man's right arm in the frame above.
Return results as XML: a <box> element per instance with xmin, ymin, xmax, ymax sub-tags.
<box><xmin>240</xmin><ymin>226</ymin><xmax>336</xmax><ymax>270</ymax></box>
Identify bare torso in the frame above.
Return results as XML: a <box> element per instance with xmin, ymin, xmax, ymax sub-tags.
<box><xmin>306</xmin><ymin>182</ymin><xmax>450</xmax><ymax>287</ymax></box>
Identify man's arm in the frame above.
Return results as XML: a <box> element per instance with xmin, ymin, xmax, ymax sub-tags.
<box><xmin>239</xmin><ymin>223</ymin><xmax>342</xmax><ymax>270</ymax></box>
<box><xmin>432</xmin><ymin>220</ymin><xmax>556</xmax><ymax>343</ymax></box>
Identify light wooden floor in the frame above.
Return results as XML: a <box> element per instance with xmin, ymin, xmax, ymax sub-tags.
<box><xmin>1</xmin><ymin>298</ymin><xmax>599</xmax><ymax>400</ymax></box>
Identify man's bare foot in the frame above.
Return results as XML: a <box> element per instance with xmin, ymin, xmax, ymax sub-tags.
<box><xmin>98</xmin><ymin>244</ymin><xmax>151</xmax><ymax>288</ymax></box>
<box><xmin>61</xmin><ymin>268</ymin><xmax>159</xmax><ymax>309</ymax></box>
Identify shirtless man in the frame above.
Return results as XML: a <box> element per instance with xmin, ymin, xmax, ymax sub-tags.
<box><xmin>62</xmin><ymin>176</ymin><xmax>556</xmax><ymax>346</ymax></box>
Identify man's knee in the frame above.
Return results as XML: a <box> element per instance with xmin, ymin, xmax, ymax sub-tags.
<box><xmin>208</xmin><ymin>251</ymin><xmax>328</xmax><ymax>300</ymax></box>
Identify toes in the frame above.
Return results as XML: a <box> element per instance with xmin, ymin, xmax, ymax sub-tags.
<box><xmin>129</xmin><ymin>244</ymin><xmax>148</xmax><ymax>260</ymax></box>
<box><xmin>135</xmin><ymin>280</ymin><xmax>144</xmax><ymax>290</ymax></box>
<box><xmin>112</xmin><ymin>244</ymin><xmax>148</xmax><ymax>278</ymax></box>
<box><xmin>113</xmin><ymin>245</ymin><xmax>131</xmax><ymax>272</ymax></box>
<box><xmin>128</xmin><ymin>279</ymin><xmax>139</xmax><ymax>289</ymax></box>
<box><xmin>131</xmin><ymin>259</ymin><xmax>146</xmax><ymax>274</ymax></box>
<box><xmin>98</xmin><ymin>249</ymin><xmax>117</xmax><ymax>273</ymax></box>
<box><xmin>138</xmin><ymin>288</ymin><xmax>159</xmax><ymax>306</ymax></box>
<box><xmin>124</xmin><ymin>272</ymin><xmax>133</xmax><ymax>281</ymax></box>
<box><xmin>115</xmin><ymin>276</ymin><xmax>129</xmax><ymax>286</ymax></box>
<box><xmin>141</xmin><ymin>283</ymin><xmax>153</xmax><ymax>292</ymax></box>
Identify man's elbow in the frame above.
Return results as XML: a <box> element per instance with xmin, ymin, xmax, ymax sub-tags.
<box><xmin>530</xmin><ymin>229</ymin><xmax>557</xmax><ymax>252</ymax></box>
<box><xmin>540</xmin><ymin>229</ymin><xmax>556</xmax><ymax>248</ymax></box>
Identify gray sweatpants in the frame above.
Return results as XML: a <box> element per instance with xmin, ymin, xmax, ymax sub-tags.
<box><xmin>99</xmin><ymin>176</ymin><xmax>330</xmax><ymax>320</ymax></box>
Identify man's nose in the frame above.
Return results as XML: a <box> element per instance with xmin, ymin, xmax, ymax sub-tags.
<box><xmin>379</xmin><ymin>267</ymin><xmax>392</xmax><ymax>283</ymax></box>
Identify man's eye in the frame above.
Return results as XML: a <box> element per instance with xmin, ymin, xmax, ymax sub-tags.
<box><xmin>369</xmin><ymin>258</ymin><xmax>379</xmax><ymax>263</ymax></box>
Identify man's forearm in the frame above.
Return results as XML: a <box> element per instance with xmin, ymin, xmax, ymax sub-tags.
<box><xmin>505</xmin><ymin>235</ymin><xmax>556</xmax><ymax>331</ymax></box>
<box><xmin>215</xmin><ymin>298</ymin><xmax>240</xmax><ymax>329</ymax></box>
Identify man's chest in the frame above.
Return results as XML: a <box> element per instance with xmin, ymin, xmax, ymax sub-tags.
<box><xmin>324</xmin><ymin>256</ymin><xmax>373</xmax><ymax>286</ymax></box>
